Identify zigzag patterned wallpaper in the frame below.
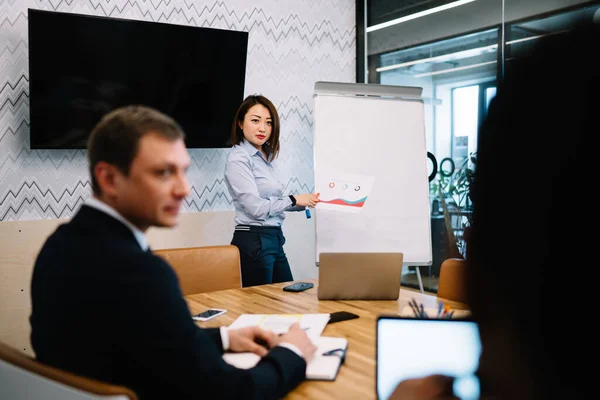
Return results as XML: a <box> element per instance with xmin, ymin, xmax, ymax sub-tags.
<box><xmin>0</xmin><ymin>0</ymin><xmax>355</xmax><ymax>221</ymax></box>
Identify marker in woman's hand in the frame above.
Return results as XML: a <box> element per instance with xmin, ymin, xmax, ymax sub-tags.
<box><xmin>305</xmin><ymin>192</ymin><xmax>320</xmax><ymax>219</ymax></box>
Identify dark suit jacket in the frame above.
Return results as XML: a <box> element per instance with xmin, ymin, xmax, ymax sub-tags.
<box><xmin>30</xmin><ymin>205</ymin><xmax>306</xmax><ymax>399</ymax></box>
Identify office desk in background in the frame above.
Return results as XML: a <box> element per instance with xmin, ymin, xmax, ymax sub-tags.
<box><xmin>186</xmin><ymin>280</ymin><xmax>468</xmax><ymax>400</ymax></box>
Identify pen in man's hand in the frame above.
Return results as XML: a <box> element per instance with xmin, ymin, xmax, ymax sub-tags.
<box><xmin>277</xmin><ymin>327</ymin><xmax>310</xmax><ymax>336</ymax></box>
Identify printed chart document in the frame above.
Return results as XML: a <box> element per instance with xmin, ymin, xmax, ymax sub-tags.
<box><xmin>315</xmin><ymin>172</ymin><xmax>376</xmax><ymax>214</ymax></box>
<box><xmin>227</xmin><ymin>313</ymin><xmax>330</xmax><ymax>340</ymax></box>
<box><xmin>223</xmin><ymin>336</ymin><xmax>348</xmax><ymax>381</ymax></box>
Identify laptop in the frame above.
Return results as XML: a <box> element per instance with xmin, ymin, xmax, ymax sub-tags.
<box><xmin>376</xmin><ymin>316</ymin><xmax>482</xmax><ymax>400</ymax></box>
<box><xmin>317</xmin><ymin>252</ymin><xmax>403</xmax><ymax>300</ymax></box>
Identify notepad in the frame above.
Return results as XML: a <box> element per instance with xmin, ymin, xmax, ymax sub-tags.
<box><xmin>306</xmin><ymin>336</ymin><xmax>348</xmax><ymax>380</ymax></box>
<box><xmin>227</xmin><ymin>313</ymin><xmax>330</xmax><ymax>340</ymax></box>
<box><xmin>222</xmin><ymin>336</ymin><xmax>348</xmax><ymax>381</ymax></box>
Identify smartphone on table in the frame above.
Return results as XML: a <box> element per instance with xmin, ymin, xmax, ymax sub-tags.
<box><xmin>192</xmin><ymin>308</ymin><xmax>227</xmax><ymax>321</ymax></box>
<box><xmin>328</xmin><ymin>311</ymin><xmax>359</xmax><ymax>324</ymax></box>
<box><xmin>283</xmin><ymin>282</ymin><xmax>314</xmax><ymax>292</ymax></box>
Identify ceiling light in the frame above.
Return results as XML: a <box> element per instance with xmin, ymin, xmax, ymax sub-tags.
<box><xmin>505</xmin><ymin>30</ymin><xmax>567</xmax><ymax>45</ymax></box>
<box><xmin>379</xmin><ymin>31</ymin><xmax>563</xmax><ymax>75</ymax></box>
<box><xmin>377</xmin><ymin>44</ymin><xmax>497</xmax><ymax>73</ymax></box>
<box><xmin>413</xmin><ymin>61</ymin><xmax>496</xmax><ymax>78</ymax></box>
<box><xmin>367</xmin><ymin>0</ymin><xmax>478</xmax><ymax>33</ymax></box>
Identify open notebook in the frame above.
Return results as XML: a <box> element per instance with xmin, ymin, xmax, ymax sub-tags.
<box><xmin>223</xmin><ymin>336</ymin><xmax>348</xmax><ymax>381</ymax></box>
<box><xmin>227</xmin><ymin>313</ymin><xmax>330</xmax><ymax>340</ymax></box>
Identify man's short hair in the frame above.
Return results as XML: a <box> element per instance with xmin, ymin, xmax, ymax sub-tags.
<box><xmin>87</xmin><ymin>105</ymin><xmax>185</xmax><ymax>195</ymax></box>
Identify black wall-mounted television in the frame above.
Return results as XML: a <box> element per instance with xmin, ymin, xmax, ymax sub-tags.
<box><xmin>28</xmin><ymin>9</ymin><xmax>248</xmax><ymax>149</ymax></box>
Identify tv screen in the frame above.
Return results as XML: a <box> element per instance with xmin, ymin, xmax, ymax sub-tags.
<box><xmin>28</xmin><ymin>9</ymin><xmax>248</xmax><ymax>149</ymax></box>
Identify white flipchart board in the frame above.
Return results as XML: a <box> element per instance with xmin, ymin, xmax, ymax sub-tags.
<box><xmin>313</xmin><ymin>81</ymin><xmax>432</xmax><ymax>267</ymax></box>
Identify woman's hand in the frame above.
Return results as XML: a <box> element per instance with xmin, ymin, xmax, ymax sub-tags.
<box><xmin>294</xmin><ymin>193</ymin><xmax>320</xmax><ymax>207</ymax></box>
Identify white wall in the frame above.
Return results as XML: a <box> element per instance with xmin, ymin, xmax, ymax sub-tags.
<box><xmin>0</xmin><ymin>0</ymin><xmax>355</xmax><ymax>221</ymax></box>
<box><xmin>0</xmin><ymin>0</ymin><xmax>353</xmax><ymax>354</ymax></box>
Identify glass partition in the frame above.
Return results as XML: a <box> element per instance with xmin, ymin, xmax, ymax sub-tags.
<box><xmin>365</xmin><ymin>0</ymin><xmax>598</xmax><ymax>293</ymax></box>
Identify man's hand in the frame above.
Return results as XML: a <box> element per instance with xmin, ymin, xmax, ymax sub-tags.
<box><xmin>278</xmin><ymin>323</ymin><xmax>317</xmax><ymax>363</ymax></box>
<box><xmin>227</xmin><ymin>326</ymin><xmax>278</xmax><ymax>357</ymax></box>
<box><xmin>389</xmin><ymin>375</ymin><xmax>458</xmax><ymax>400</ymax></box>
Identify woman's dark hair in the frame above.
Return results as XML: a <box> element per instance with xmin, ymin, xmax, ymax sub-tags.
<box><xmin>231</xmin><ymin>94</ymin><xmax>281</xmax><ymax>159</ymax></box>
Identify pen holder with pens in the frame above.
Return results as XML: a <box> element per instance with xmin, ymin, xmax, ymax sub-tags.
<box><xmin>408</xmin><ymin>298</ymin><xmax>454</xmax><ymax>319</ymax></box>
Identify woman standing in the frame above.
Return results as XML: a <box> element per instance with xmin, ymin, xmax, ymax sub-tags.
<box><xmin>225</xmin><ymin>94</ymin><xmax>320</xmax><ymax>287</ymax></box>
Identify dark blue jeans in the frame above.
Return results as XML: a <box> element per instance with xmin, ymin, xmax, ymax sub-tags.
<box><xmin>231</xmin><ymin>225</ymin><xmax>294</xmax><ymax>287</ymax></box>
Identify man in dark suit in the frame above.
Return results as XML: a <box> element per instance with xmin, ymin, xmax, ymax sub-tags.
<box><xmin>30</xmin><ymin>105</ymin><xmax>316</xmax><ymax>399</ymax></box>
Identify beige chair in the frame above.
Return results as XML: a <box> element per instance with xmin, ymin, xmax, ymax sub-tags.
<box><xmin>155</xmin><ymin>245</ymin><xmax>242</xmax><ymax>295</ymax></box>
<box><xmin>437</xmin><ymin>257</ymin><xmax>469</xmax><ymax>304</ymax></box>
<box><xmin>0</xmin><ymin>342</ymin><xmax>138</xmax><ymax>400</ymax></box>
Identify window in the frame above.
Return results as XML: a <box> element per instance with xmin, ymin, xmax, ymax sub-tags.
<box><xmin>452</xmin><ymin>85</ymin><xmax>478</xmax><ymax>164</ymax></box>
<box><xmin>374</xmin><ymin>28</ymin><xmax>498</xmax><ymax>165</ymax></box>
<box><xmin>372</xmin><ymin>28</ymin><xmax>498</xmax><ymax>292</ymax></box>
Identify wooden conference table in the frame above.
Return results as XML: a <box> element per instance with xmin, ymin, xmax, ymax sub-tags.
<box><xmin>186</xmin><ymin>280</ymin><xmax>468</xmax><ymax>400</ymax></box>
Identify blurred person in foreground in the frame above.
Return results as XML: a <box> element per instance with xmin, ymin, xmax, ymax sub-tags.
<box><xmin>390</xmin><ymin>21</ymin><xmax>599</xmax><ymax>400</ymax></box>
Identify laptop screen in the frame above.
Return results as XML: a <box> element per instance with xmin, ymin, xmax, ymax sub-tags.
<box><xmin>376</xmin><ymin>316</ymin><xmax>482</xmax><ymax>400</ymax></box>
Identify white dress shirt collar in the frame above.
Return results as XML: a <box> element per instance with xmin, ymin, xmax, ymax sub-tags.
<box><xmin>84</xmin><ymin>197</ymin><xmax>149</xmax><ymax>251</ymax></box>
<box><xmin>240</xmin><ymin>138</ymin><xmax>272</xmax><ymax>162</ymax></box>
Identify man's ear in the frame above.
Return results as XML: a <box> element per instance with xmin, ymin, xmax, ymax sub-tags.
<box><xmin>94</xmin><ymin>162</ymin><xmax>122</xmax><ymax>198</ymax></box>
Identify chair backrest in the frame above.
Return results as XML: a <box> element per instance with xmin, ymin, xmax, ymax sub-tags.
<box><xmin>437</xmin><ymin>257</ymin><xmax>469</xmax><ymax>304</ymax></box>
<box><xmin>0</xmin><ymin>342</ymin><xmax>138</xmax><ymax>400</ymax></box>
<box><xmin>154</xmin><ymin>245</ymin><xmax>242</xmax><ymax>295</ymax></box>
